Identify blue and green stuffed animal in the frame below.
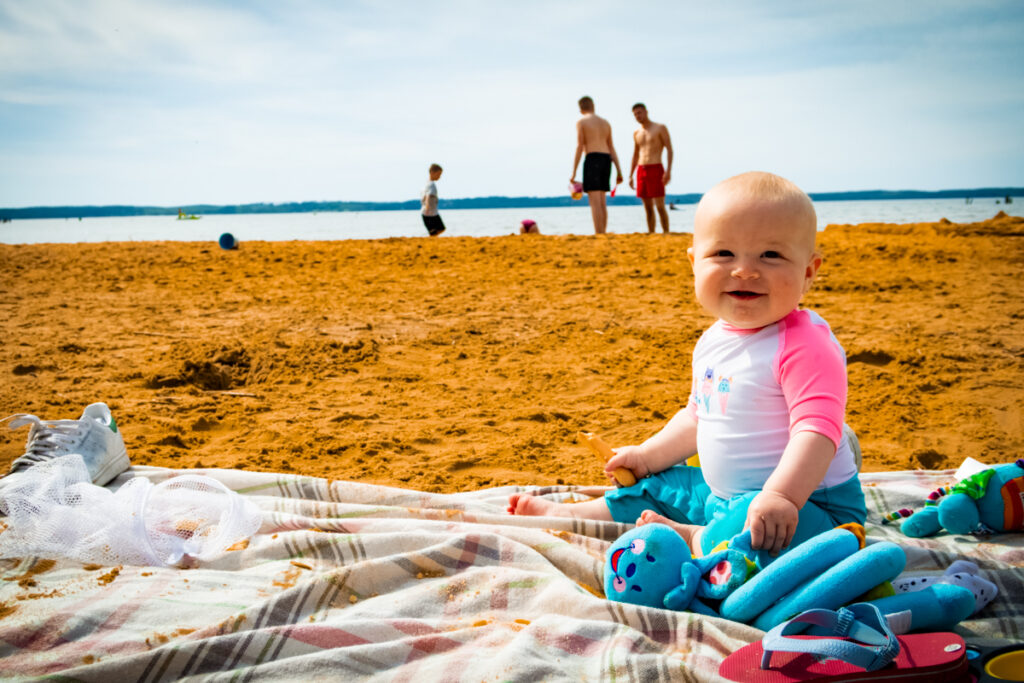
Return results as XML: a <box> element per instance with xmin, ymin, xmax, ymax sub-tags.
<box><xmin>604</xmin><ymin>522</ymin><xmax>751</xmax><ymax>617</ymax></box>
<box><xmin>604</xmin><ymin>523</ymin><xmax>977</xmax><ymax>632</ymax></box>
<box><xmin>889</xmin><ymin>459</ymin><xmax>1024</xmax><ymax>537</ymax></box>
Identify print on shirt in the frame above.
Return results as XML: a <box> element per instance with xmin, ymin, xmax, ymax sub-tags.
<box><xmin>700</xmin><ymin>367</ymin><xmax>714</xmax><ymax>412</ymax></box>
<box><xmin>716</xmin><ymin>375</ymin><xmax>732</xmax><ymax>414</ymax></box>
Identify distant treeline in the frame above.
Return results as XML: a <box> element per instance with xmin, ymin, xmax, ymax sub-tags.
<box><xmin>1</xmin><ymin>188</ymin><xmax>1020</xmax><ymax>220</ymax></box>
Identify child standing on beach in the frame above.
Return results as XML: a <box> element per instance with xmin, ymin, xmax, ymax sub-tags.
<box><xmin>509</xmin><ymin>171</ymin><xmax>866</xmax><ymax>564</ymax></box>
<box><xmin>421</xmin><ymin>164</ymin><xmax>446</xmax><ymax>237</ymax></box>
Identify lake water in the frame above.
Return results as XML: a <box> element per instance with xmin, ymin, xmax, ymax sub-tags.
<box><xmin>0</xmin><ymin>197</ymin><xmax>1018</xmax><ymax>245</ymax></box>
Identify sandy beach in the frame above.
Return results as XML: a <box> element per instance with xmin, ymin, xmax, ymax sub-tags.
<box><xmin>1</xmin><ymin>213</ymin><xmax>1021</xmax><ymax>493</ymax></box>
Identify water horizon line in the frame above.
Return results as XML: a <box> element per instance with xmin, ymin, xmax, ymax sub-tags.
<box><xmin>2</xmin><ymin>186</ymin><xmax>1020</xmax><ymax>220</ymax></box>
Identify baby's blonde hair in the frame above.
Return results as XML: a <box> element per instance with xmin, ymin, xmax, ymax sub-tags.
<box><xmin>697</xmin><ymin>171</ymin><xmax>817</xmax><ymax>236</ymax></box>
<box><xmin>732</xmin><ymin>170</ymin><xmax>812</xmax><ymax>205</ymax></box>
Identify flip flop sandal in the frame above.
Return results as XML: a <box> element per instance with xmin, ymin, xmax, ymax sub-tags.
<box><xmin>720</xmin><ymin>603</ymin><xmax>967</xmax><ymax>682</ymax></box>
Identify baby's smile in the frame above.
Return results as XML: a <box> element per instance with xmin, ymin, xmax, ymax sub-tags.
<box><xmin>727</xmin><ymin>291</ymin><xmax>764</xmax><ymax>300</ymax></box>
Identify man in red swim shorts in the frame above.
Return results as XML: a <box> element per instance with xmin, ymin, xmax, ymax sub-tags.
<box><xmin>629</xmin><ymin>103</ymin><xmax>674</xmax><ymax>233</ymax></box>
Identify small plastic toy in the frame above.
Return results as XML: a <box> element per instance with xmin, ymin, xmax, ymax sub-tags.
<box><xmin>579</xmin><ymin>432</ymin><xmax>636</xmax><ymax>487</ymax></box>
<box><xmin>965</xmin><ymin>641</ymin><xmax>1024</xmax><ymax>682</ymax></box>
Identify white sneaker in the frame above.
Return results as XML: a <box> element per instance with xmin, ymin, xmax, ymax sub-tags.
<box><xmin>2</xmin><ymin>403</ymin><xmax>129</xmax><ymax>487</ymax></box>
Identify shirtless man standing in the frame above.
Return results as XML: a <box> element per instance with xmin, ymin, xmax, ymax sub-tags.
<box><xmin>629</xmin><ymin>103</ymin><xmax>673</xmax><ymax>233</ymax></box>
<box><xmin>570</xmin><ymin>96</ymin><xmax>623</xmax><ymax>234</ymax></box>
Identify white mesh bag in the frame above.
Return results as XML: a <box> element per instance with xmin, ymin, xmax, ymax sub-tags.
<box><xmin>138</xmin><ymin>474</ymin><xmax>262</xmax><ymax>565</ymax></box>
<box><xmin>0</xmin><ymin>455</ymin><xmax>261</xmax><ymax>567</ymax></box>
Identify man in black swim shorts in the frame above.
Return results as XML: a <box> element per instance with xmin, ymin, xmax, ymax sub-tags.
<box><xmin>570</xmin><ymin>96</ymin><xmax>623</xmax><ymax>234</ymax></box>
<box><xmin>583</xmin><ymin>152</ymin><xmax>612</xmax><ymax>192</ymax></box>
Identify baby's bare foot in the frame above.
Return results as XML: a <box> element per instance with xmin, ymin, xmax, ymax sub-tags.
<box><xmin>507</xmin><ymin>493</ymin><xmax>571</xmax><ymax>517</ymax></box>
<box><xmin>636</xmin><ymin>509</ymin><xmax>700</xmax><ymax>548</ymax></box>
<box><xmin>636</xmin><ymin>509</ymin><xmax>674</xmax><ymax>527</ymax></box>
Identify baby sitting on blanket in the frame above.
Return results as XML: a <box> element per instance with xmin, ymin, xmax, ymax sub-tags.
<box><xmin>510</xmin><ymin>171</ymin><xmax>866</xmax><ymax>567</ymax></box>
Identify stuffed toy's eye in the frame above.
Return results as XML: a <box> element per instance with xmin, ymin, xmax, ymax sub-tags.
<box><xmin>613</xmin><ymin>576</ymin><xmax>627</xmax><ymax>593</ymax></box>
<box><xmin>647</xmin><ymin>554</ymin><xmax>656</xmax><ymax>562</ymax></box>
<box><xmin>629</xmin><ymin>539</ymin><xmax>646</xmax><ymax>554</ymax></box>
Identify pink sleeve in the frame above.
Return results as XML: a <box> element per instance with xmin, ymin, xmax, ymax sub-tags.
<box><xmin>773</xmin><ymin>311</ymin><xmax>846</xmax><ymax>446</ymax></box>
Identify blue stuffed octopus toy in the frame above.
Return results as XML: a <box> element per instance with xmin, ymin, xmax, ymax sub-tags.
<box><xmin>604</xmin><ymin>522</ymin><xmax>979</xmax><ymax>632</ymax></box>
<box><xmin>605</xmin><ymin>522</ymin><xmax>751</xmax><ymax>616</ymax></box>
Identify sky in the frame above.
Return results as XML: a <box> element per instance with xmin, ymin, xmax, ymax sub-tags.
<box><xmin>1</xmin><ymin>1</ymin><xmax>1023</xmax><ymax>208</ymax></box>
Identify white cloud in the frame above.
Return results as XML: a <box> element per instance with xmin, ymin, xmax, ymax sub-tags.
<box><xmin>0</xmin><ymin>0</ymin><xmax>1021</xmax><ymax>206</ymax></box>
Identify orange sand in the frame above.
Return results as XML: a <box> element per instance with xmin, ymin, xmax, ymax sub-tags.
<box><xmin>1</xmin><ymin>214</ymin><xmax>1022</xmax><ymax>492</ymax></box>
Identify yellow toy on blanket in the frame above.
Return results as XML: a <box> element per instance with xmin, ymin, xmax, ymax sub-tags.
<box><xmin>579</xmin><ymin>432</ymin><xmax>636</xmax><ymax>487</ymax></box>
<box><xmin>578</xmin><ymin>432</ymin><xmax>699</xmax><ymax>488</ymax></box>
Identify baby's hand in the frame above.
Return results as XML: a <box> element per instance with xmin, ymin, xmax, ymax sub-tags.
<box><xmin>745</xmin><ymin>490</ymin><xmax>799</xmax><ymax>555</ymax></box>
<box><xmin>605</xmin><ymin>446</ymin><xmax>650</xmax><ymax>480</ymax></box>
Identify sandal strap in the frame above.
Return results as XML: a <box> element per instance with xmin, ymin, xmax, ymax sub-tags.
<box><xmin>761</xmin><ymin>603</ymin><xmax>900</xmax><ymax>672</ymax></box>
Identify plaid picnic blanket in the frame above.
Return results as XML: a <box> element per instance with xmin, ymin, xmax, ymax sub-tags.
<box><xmin>1</xmin><ymin>467</ymin><xmax>1022</xmax><ymax>681</ymax></box>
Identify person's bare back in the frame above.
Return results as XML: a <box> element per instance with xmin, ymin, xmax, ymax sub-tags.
<box><xmin>577</xmin><ymin>113</ymin><xmax>613</xmax><ymax>154</ymax></box>
<box><xmin>570</xmin><ymin>96</ymin><xmax>623</xmax><ymax>234</ymax></box>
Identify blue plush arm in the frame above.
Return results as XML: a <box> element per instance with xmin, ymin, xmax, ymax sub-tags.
<box><xmin>664</xmin><ymin>562</ymin><xmax>701</xmax><ymax>610</ymax></box>
<box><xmin>867</xmin><ymin>583</ymin><xmax>975</xmax><ymax>632</ymax></box>
<box><xmin>938</xmin><ymin>494</ymin><xmax>982</xmax><ymax>535</ymax></box>
<box><xmin>901</xmin><ymin>506</ymin><xmax>942</xmax><ymax>538</ymax></box>
<box><xmin>752</xmin><ymin>541</ymin><xmax>906</xmax><ymax>631</ymax></box>
<box><xmin>720</xmin><ymin>528</ymin><xmax>860</xmax><ymax>623</ymax></box>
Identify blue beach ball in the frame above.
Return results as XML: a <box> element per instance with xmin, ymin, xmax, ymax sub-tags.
<box><xmin>218</xmin><ymin>233</ymin><xmax>238</xmax><ymax>250</ymax></box>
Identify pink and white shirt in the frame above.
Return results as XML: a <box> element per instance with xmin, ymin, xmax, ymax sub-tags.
<box><xmin>686</xmin><ymin>308</ymin><xmax>857</xmax><ymax>499</ymax></box>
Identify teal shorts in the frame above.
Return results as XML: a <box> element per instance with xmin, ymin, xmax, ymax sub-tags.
<box><xmin>604</xmin><ymin>465</ymin><xmax>866</xmax><ymax>564</ymax></box>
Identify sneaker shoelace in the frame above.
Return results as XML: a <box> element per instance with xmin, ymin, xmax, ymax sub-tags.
<box><xmin>2</xmin><ymin>414</ymin><xmax>89</xmax><ymax>473</ymax></box>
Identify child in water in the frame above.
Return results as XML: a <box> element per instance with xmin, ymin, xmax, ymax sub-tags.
<box><xmin>509</xmin><ymin>171</ymin><xmax>865</xmax><ymax>564</ymax></box>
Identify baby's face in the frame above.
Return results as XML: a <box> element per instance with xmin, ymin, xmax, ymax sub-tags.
<box><xmin>688</xmin><ymin>190</ymin><xmax>820</xmax><ymax>329</ymax></box>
